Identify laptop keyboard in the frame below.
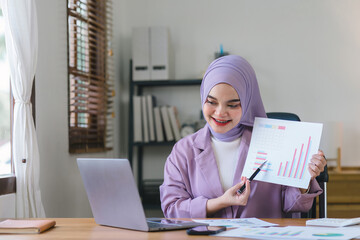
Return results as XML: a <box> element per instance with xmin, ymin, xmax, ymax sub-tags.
<box><xmin>147</xmin><ymin>221</ymin><xmax>171</xmax><ymax>228</ymax></box>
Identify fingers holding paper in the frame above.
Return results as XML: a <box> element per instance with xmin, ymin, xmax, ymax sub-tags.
<box><xmin>308</xmin><ymin>150</ymin><xmax>326</xmax><ymax>179</ymax></box>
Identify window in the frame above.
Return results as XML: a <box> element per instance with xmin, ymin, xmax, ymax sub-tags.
<box><xmin>0</xmin><ymin>6</ymin><xmax>15</xmax><ymax>196</ymax></box>
<box><xmin>67</xmin><ymin>0</ymin><xmax>114</xmax><ymax>153</ymax></box>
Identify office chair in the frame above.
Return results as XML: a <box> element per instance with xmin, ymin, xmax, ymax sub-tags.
<box><xmin>266</xmin><ymin>112</ymin><xmax>329</xmax><ymax>218</ymax></box>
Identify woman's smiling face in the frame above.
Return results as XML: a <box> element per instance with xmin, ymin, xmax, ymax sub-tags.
<box><xmin>202</xmin><ymin>83</ymin><xmax>242</xmax><ymax>134</ymax></box>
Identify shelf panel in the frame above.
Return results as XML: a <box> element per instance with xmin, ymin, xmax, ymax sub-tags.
<box><xmin>132</xmin><ymin>79</ymin><xmax>202</xmax><ymax>87</ymax></box>
<box><xmin>133</xmin><ymin>141</ymin><xmax>176</xmax><ymax>147</ymax></box>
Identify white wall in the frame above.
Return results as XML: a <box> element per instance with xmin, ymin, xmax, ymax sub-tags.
<box><xmin>116</xmin><ymin>0</ymin><xmax>360</xmax><ymax>173</ymax></box>
<box><xmin>32</xmin><ymin>0</ymin><xmax>360</xmax><ymax>217</ymax></box>
<box><xmin>0</xmin><ymin>194</ymin><xmax>15</xmax><ymax>218</ymax></box>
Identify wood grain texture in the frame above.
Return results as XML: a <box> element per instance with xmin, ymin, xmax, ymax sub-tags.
<box><xmin>0</xmin><ymin>218</ymin><xmax>307</xmax><ymax>240</ymax></box>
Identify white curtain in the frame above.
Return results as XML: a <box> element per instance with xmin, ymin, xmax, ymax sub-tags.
<box><xmin>1</xmin><ymin>0</ymin><xmax>45</xmax><ymax>217</ymax></box>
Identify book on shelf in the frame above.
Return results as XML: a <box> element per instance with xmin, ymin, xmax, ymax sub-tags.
<box><xmin>167</xmin><ymin>106</ymin><xmax>182</xmax><ymax>141</ymax></box>
<box><xmin>133</xmin><ymin>96</ymin><xmax>143</xmax><ymax>142</ymax></box>
<box><xmin>0</xmin><ymin>219</ymin><xmax>56</xmax><ymax>234</ymax></box>
<box><xmin>153</xmin><ymin>106</ymin><xmax>164</xmax><ymax>142</ymax></box>
<box><xmin>160</xmin><ymin>106</ymin><xmax>174</xmax><ymax>141</ymax></box>
<box><xmin>146</xmin><ymin>95</ymin><xmax>156</xmax><ymax>142</ymax></box>
<box><xmin>141</xmin><ymin>96</ymin><xmax>149</xmax><ymax>143</ymax></box>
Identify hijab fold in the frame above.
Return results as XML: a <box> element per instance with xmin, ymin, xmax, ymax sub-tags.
<box><xmin>201</xmin><ymin>55</ymin><xmax>267</xmax><ymax>142</ymax></box>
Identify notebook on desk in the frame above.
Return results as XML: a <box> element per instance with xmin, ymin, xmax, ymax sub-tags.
<box><xmin>77</xmin><ymin>158</ymin><xmax>207</xmax><ymax>232</ymax></box>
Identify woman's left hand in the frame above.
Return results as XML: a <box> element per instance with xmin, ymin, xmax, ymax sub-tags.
<box><xmin>308</xmin><ymin>150</ymin><xmax>327</xmax><ymax>179</ymax></box>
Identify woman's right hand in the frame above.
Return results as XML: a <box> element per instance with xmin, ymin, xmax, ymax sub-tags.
<box><xmin>221</xmin><ymin>176</ymin><xmax>251</xmax><ymax>206</ymax></box>
<box><xmin>206</xmin><ymin>176</ymin><xmax>250</xmax><ymax>216</ymax></box>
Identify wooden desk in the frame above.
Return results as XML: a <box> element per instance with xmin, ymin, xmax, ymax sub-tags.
<box><xmin>0</xmin><ymin>218</ymin><xmax>307</xmax><ymax>240</ymax></box>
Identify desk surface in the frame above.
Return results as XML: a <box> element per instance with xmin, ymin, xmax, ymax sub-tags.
<box><xmin>0</xmin><ymin>218</ymin><xmax>307</xmax><ymax>240</ymax></box>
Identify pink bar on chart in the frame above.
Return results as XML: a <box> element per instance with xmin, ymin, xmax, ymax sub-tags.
<box><xmin>283</xmin><ymin>161</ymin><xmax>288</xmax><ymax>177</ymax></box>
<box><xmin>277</xmin><ymin>162</ymin><xmax>282</xmax><ymax>176</ymax></box>
<box><xmin>288</xmin><ymin>148</ymin><xmax>297</xmax><ymax>177</ymax></box>
<box><xmin>299</xmin><ymin>136</ymin><xmax>311</xmax><ymax>179</ymax></box>
<box><xmin>294</xmin><ymin>144</ymin><xmax>304</xmax><ymax>178</ymax></box>
<box><xmin>256</xmin><ymin>157</ymin><xmax>266</xmax><ymax>160</ymax></box>
<box><xmin>257</xmin><ymin>151</ymin><xmax>267</xmax><ymax>155</ymax></box>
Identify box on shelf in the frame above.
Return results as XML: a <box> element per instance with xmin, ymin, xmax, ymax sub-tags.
<box><xmin>132</xmin><ymin>26</ymin><xmax>169</xmax><ymax>81</ymax></box>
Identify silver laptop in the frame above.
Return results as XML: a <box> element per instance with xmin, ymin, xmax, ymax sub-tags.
<box><xmin>77</xmin><ymin>158</ymin><xmax>207</xmax><ymax>231</ymax></box>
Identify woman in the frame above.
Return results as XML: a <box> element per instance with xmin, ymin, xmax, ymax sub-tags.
<box><xmin>160</xmin><ymin>55</ymin><xmax>326</xmax><ymax>218</ymax></box>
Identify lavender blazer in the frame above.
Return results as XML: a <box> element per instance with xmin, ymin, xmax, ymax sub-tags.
<box><xmin>160</xmin><ymin>126</ymin><xmax>322</xmax><ymax>218</ymax></box>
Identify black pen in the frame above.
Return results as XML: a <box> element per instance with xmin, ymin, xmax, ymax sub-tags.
<box><xmin>237</xmin><ymin>160</ymin><xmax>267</xmax><ymax>194</ymax></box>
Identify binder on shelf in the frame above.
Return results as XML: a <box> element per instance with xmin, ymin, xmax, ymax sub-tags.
<box><xmin>150</xmin><ymin>26</ymin><xmax>169</xmax><ymax>80</ymax></box>
<box><xmin>141</xmin><ymin>96</ymin><xmax>149</xmax><ymax>143</ymax></box>
<box><xmin>132</xmin><ymin>96</ymin><xmax>143</xmax><ymax>142</ymax></box>
<box><xmin>146</xmin><ymin>95</ymin><xmax>156</xmax><ymax>142</ymax></box>
<box><xmin>160</xmin><ymin>106</ymin><xmax>174</xmax><ymax>141</ymax></box>
<box><xmin>167</xmin><ymin>106</ymin><xmax>181</xmax><ymax>141</ymax></box>
<box><xmin>132</xmin><ymin>27</ymin><xmax>150</xmax><ymax>81</ymax></box>
<box><xmin>153</xmin><ymin>106</ymin><xmax>164</xmax><ymax>142</ymax></box>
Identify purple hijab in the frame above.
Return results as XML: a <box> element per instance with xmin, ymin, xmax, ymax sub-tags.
<box><xmin>201</xmin><ymin>55</ymin><xmax>267</xmax><ymax>142</ymax></box>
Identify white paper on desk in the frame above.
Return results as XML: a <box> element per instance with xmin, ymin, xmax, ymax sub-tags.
<box><xmin>216</xmin><ymin>226</ymin><xmax>360</xmax><ymax>240</ymax></box>
<box><xmin>192</xmin><ymin>218</ymin><xmax>278</xmax><ymax>228</ymax></box>
<box><xmin>242</xmin><ymin>117</ymin><xmax>323</xmax><ymax>189</ymax></box>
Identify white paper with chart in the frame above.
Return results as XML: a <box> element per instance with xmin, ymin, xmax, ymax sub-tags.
<box><xmin>242</xmin><ymin>117</ymin><xmax>323</xmax><ymax>189</ymax></box>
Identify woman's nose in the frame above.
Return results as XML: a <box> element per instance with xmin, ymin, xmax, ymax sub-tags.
<box><xmin>215</xmin><ymin>105</ymin><xmax>227</xmax><ymax>116</ymax></box>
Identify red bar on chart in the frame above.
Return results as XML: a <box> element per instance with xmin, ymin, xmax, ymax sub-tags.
<box><xmin>294</xmin><ymin>143</ymin><xmax>304</xmax><ymax>178</ymax></box>
<box><xmin>277</xmin><ymin>162</ymin><xmax>282</xmax><ymax>176</ymax></box>
<box><xmin>283</xmin><ymin>161</ymin><xmax>288</xmax><ymax>177</ymax></box>
<box><xmin>288</xmin><ymin>148</ymin><xmax>297</xmax><ymax>177</ymax></box>
<box><xmin>299</xmin><ymin>136</ymin><xmax>311</xmax><ymax>179</ymax></box>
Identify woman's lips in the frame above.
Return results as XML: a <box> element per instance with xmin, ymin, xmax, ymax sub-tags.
<box><xmin>212</xmin><ymin>117</ymin><xmax>231</xmax><ymax>126</ymax></box>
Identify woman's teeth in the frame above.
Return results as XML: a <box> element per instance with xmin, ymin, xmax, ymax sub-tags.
<box><xmin>214</xmin><ymin>119</ymin><xmax>230</xmax><ymax>123</ymax></box>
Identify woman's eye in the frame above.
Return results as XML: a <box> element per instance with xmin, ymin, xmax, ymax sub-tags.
<box><xmin>206</xmin><ymin>100</ymin><xmax>216</xmax><ymax>105</ymax></box>
<box><xmin>228</xmin><ymin>104</ymin><xmax>241</xmax><ymax>108</ymax></box>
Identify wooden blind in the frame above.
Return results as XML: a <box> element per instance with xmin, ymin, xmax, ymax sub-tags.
<box><xmin>67</xmin><ymin>0</ymin><xmax>114</xmax><ymax>153</ymax></box>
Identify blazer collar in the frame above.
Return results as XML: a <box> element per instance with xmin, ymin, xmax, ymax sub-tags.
<box><xmin>232</xmin><ymin>127</ymin><xmax>252</xmax><ymax>183</ymax></box>
<box><xmin>193</xmin><ymin>125</ymin><xmax>224</xmax><ymax>197</ymax></box>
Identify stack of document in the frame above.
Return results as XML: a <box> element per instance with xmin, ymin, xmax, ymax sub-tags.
<box><xmin>194</xmin><ymin>218</ymin><xmax>360</xmax><ymax>240</ymax></box>
<box><xmin>216</xmin><ymin>225</ymin><xmax>360</xmax><ymax>240</ymax></box>
<box><xmin>193</xmin><ymin>218</ymin><xmax>278</xmax><ymax>228</ymax></box>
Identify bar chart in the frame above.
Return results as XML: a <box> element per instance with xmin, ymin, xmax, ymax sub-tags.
<box><xmin>277</xmin><ymin>136</ymin><xmax>312</xmax><ymax>180</ymax></box>
<box><xmin>242</xmin><ymin>117</ymin><xmax>323</xmax><ymax>189</ymax></box>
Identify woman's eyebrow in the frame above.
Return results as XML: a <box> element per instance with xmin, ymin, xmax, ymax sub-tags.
<box><xmin>207</xmin><ymin>95</ymin><xmax>217</xmax><ymax>100</ymax></box>
<box><xmin>207</xmin><ymin>95</ymin><xmax>240</xmax><ymax>103</ymax></box>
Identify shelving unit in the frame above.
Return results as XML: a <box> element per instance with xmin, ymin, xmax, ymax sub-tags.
<box><xmin>128</xmin><ymin>62</ymin><xmax>202</xmax><ymax>203</ymax></box>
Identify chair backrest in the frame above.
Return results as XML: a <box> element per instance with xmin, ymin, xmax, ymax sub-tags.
<box><xmin>266</xmin><ymin>112</ymin><xmax>329</xmax><ymax>218</ymax></box>
<box><xmin>266</xmin><ymin>112</ymin><xmax>301</xmax><ymax>121</ymax></box>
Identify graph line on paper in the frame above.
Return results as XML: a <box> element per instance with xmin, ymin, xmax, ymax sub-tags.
<box><xmin>242</xmin><ymin>117</ymin><xmax>323</xmax><ymax>189</ymax></box>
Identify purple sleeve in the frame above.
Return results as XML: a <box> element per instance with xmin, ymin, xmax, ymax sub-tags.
<box><xmin>282</xmin><ymin>178</ymin><xmax>323</xmax><ymax>213</ymax></box>
<box><xmin>159</xmin><ymin>153</ymin><xmax>208</xmax><ymax>218</ymax></box>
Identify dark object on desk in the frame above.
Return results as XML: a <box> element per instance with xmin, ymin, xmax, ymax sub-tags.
<box><xmin>237</xmin><ymin>160</ymin><xmax>267</xmax><ymax>194</ymax></box>
<box><xmin>0</xmin><ymin>219</ymin><xmax>56</xmax><ymax>234</ymax></box>
<box><xmin>266</xmin><ymin>112</ymin><xmax>329</xmax><ymax>218</ymax></box>
<box><xmin>187</xmin><ymin>226</ymin><xmax>226</xmax><ymax>235</ymax></box>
